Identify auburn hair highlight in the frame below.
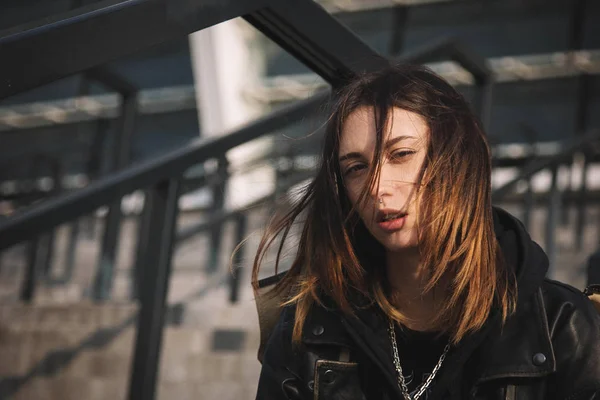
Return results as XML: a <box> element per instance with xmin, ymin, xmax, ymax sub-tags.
<box><xmin>251</xmin><ymin>64</ymin><xmax>517</xmax><ymax>345</ymax></box>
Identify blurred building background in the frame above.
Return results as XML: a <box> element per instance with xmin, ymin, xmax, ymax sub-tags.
<box><xmin>0</xmin><ymin>0</ymin><xmax>599</xmax><ymax>399</ymax></box>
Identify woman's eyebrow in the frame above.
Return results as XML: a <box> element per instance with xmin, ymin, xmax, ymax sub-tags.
<box><xmin>385</xmin><ymin>135</ymin><xmax>416</xmax><ymax>149</ymax></box>
<box><xmin>339</xmin><ymin>135</ymin><xmax>416</xmax><ymax>162</ymax></box>
<box><xmin>339</xmin><ymin>152</ymin><xmax>362</xmax><ymax>163</ymax></box>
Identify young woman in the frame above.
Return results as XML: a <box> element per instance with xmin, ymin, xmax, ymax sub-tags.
<box><xmin>252</xmin><ymin>64</ymin><xmax>600</xmax><ymax>400</ymax></box>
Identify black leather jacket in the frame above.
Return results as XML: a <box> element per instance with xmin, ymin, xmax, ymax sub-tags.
<box><xmin>255</xmin><ymin>209</ymin><xmax>600</xmax><ymax>400</ymax></box>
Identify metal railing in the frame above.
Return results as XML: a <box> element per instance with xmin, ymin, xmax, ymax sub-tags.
<box><xmin>0</xmin><ymin>29</ymin><xmax>501</xmax><ymax>400</ymax></box>
<box><xmin>4</xmin><ymin>0</ymin><xmax>591</xmax><ymax>398</ymax></box>
<box><xmin>0</xmin><ymin>1</ymin><xmax>390</xmax><ymax>399</ymax></box>
<box><xmin>0</xmin><ymin>34</ymin><xmax>496</xmax><ymax>297</ymax></box>
<box><xmin>492</xmin><ymin>129</ymin><xmax>600</xmax><ymax>275</ymax></box>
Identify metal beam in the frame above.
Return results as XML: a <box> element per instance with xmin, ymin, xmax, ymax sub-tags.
<box><xmin>397</xmin><ymin>38</ymin><xmax>493</xmax><ymax>85</ymax></box>
<box><xmin>396</xmin><ymin>37</ymin><xmax>494</xmax><ymax>128</ymax></box>
<box><xmin>87</xmin><ymin>67</ymin><xmax>138</xmax><ymax>95</ymax></box>
<box><xmin>0</xmin><ymin>90</ymin><xmax>328</xmax><ymax>250</ymax></box>
<box><xmin>0</xmin><ymin>0</ymin><xmax>273</xmax><ymax>99</ymax></box>
<box><xmin>245</xmin><ymin>0</ymin><xmax>388</xmax><ymax>87</ymax></box>
<box><xmin>492</xmin><ymin>129</ymin><xmax>600</xmax><ymax>201</ymax></box>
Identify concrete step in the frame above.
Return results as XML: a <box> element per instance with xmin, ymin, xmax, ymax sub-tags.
<box><xmin>0</xmin><ymin>303</ymin><xmax>137</xmax><ymax>331</ymax></box>
<box><xmin>0</xmin><ymin>295</ymin><xmax>262</xmax><ymax>400</ymax></box>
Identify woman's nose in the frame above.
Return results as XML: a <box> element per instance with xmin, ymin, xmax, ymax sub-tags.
<box><xmin>370</xmin><ymin>166</ymin><xmax>394</xmax><ymax>198</ymax></box>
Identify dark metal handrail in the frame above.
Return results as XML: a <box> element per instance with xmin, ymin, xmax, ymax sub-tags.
<box><xmin>0</xmin><ymin>0</ymin><xmax>275</xmax><ymax>99</ymax></box>
<box><xmin>0</xmin><ymin>36</ymin><xmax>497</xmax><ymax>251</ymax></box>
<box><xmin>492</xmin><ymin>129</ymin><xmax>600</xmax><ymax>200</ymax></box>
<box><xmin>0</xmin><ymin>91</ymin><xmax>329</xmax><ymax>251</ymax></box>
<box><xmin>492</xmin><ymin>129</ymin><xmax>600</xmax><ymax>274</ymax></box>
<box><xmin>176</xmin><ymin>169</ymin><xmax>314</xmax><ymax>245</ymax></box>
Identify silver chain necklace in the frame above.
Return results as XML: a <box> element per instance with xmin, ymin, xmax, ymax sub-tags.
<box><xmin>388</xmin><ymin>319</ymin><xmax>450</xmax><ymax>400</ymax></box>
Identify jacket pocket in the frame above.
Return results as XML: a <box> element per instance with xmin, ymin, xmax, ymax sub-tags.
<box><xmin>313</xmin><ymin>359</ymin><xmax>363</xmax><ymax>400</ymax></box>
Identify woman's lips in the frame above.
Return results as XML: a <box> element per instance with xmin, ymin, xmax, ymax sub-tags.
<box><xmin>377</xmin><ymin>214</ymin><xmax>407</xmax><ymax>232</ymax></box>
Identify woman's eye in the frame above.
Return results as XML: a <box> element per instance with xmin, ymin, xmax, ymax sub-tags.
<box><xmin>390</xmin><ymin>150</ymin><xmax>415</xmax><ymax>160</ymax></box>
<box><xmin>345</xmin><ymin>164</ymin><xmax>367</xmax><ymax>176</ymax></box>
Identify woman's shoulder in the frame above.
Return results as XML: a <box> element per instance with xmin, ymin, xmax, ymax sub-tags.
<box><xmin>540</xmin><ymin>279</ymin><xmax>600</xmax><ymax>334</ymax></box>
<box><xmin>541</xmin><ymin>278</ymin><xmax>600</xmax><ymax>321</ymax></box>
<box><xmin>538</xmin><ymin>280</ymin><xmax>600</xmax><ymax>393</ymax></box>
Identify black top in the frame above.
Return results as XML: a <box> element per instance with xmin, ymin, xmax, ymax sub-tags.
<box><xmin>394</xmin><ymin>325</ymin><xmax>449</xmax><ymax>398</ymax></box>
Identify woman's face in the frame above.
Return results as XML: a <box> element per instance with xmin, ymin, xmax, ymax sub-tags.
<box><xmin>339</xmin><ymin>106</ymin><xmax>429</xmax><ymax>252</ymax></box>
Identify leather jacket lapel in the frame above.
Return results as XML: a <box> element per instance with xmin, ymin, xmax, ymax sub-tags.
<box><xmin>475</xmin><ymin>288</ymin><xmax>556</xmax><ymax>384</ymax></box>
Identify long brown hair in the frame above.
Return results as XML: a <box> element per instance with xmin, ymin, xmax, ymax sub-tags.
<box><xmin>252</xmin><ymin>64</ymin><xmax>517</xmax><ymax>345</ymax></box>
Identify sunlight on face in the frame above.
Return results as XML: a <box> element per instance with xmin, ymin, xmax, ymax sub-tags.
<box><xmin>339</xmin><ymin>106</ymin><xmax>429</xmax><ymax>252</ymax></box>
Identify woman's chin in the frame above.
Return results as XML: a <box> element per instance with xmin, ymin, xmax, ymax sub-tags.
<box><xmin>377</xmin><ymin>234</ymin><xmax>419</xmax><ymax>253</ymax></box>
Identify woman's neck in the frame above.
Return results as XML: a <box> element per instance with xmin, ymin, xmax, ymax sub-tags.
<box><xmin>385</xmin><ymin>248</ymin><xmax>441</xmax><ymax>331</ymax></box>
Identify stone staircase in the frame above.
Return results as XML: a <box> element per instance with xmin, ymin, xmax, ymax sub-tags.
<box><xmin>0</xmin><ymin>303</ymin><xmax>136</xmax><ymax>400</ymax></box>
<box><xmin>0</xmin><ymin>207</ymin><xmax>271</xmax><ymax>400</ymax></box>
<box><xmin>0</xmin><ymin>296</ymin><xmax>262</xmax><ymax>400</ymax></box>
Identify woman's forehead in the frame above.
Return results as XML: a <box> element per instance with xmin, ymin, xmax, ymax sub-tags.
<box><xmin>339</xmin><ymin>106</ymin><xmax>428</xmax><ymax>155</ymax></box>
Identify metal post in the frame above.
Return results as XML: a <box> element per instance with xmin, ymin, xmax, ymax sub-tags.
<box><xmin>521</xmin><ymin>126</ymin><xmax>537</xmax><ymax>230</ymax></box>
<box><xmin>61</xmin><ymin>219</ymin><xmax>80</xmax><ymax>284</ymax></box>
<box><xmin>127</xmin><ymin>178</ymin><xmax>180</xmax><ymax>400</ymax></box>
<box><xmin>79</xmin><ymin>75</ymin><xmax>100</xmax><ymax>240</ymax></box>
<box><xmin>389</xmin><ymin>6</ymin><xmax>409</xmax><ymax>55</ymax></box>
<box><xmin>575</xmin><ymin>154</ymin><xmax>590</xmax><ymax>250</ymax></box>
<box><xmin>207</xmin><ymin>157</ymin><xmax>228</xmax><ymax>273</ymax></box>
<box><xmin>92</xmin><ymin>92</ymin><xmax>138</xmax><ymax>300</ymax></box>
<box><xmin>41</xmin><ymin>159</ymin><xmax>64</xmax><ymax>282</ymax></box>
<box><xmin>38</xmin><ymin>234</ymin><xmax>55</xmax><ymax>282</ymax></box>
<box><xmin>131</xmin><ymin>190</ymin><xmax>153</xmax><ymax>300</ymax></box>
<box><xmin>19</xmin><ymin>154</ymin><xmax>49</xmax><ymax>301</ymax></box>
<box><xmin>569</xmin><ymin>0</ymin><xmax>590</xmax><ymax>249</ymax></box>
<box><xmin>21</xmin><ymin>237</ymin><xmax>40</xmax><ymax>302</ymax></box>
<box><xmin>560</xmin><ymin>164</ymin><xmax>571</xmax><ymax>227</ymax></box>
<box><xmin>573</xmin><ymin>73</ymin><xmax>591</xmax><ymax>250</ymax></box>
<box><xmin>568</xmin><ymin>0</ymin><xmax>587</xmax><ymax>54</ymax></box>
<box><xmin>477</xmin><ymin>81</ymin><xmax>494</xmax><ymax>133</ymax></box>
<box><xmin>523</xmin><ymin>178</ymin><xmax>534</xmax><ymax>231</ymax></box>
<box><xmin>546</xmin><ymin>165</ymin><xmax>560</xmax><ymax>277</ymax></box>
<box><xmin>229</xmin><ymin>212</ymin><xmax>247</xmax><ymax>304</ymax></box>
<box><xmin>275</xmin><ymin>145</ymin><xmax>293</xmax><ymax>198</ymax></box>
